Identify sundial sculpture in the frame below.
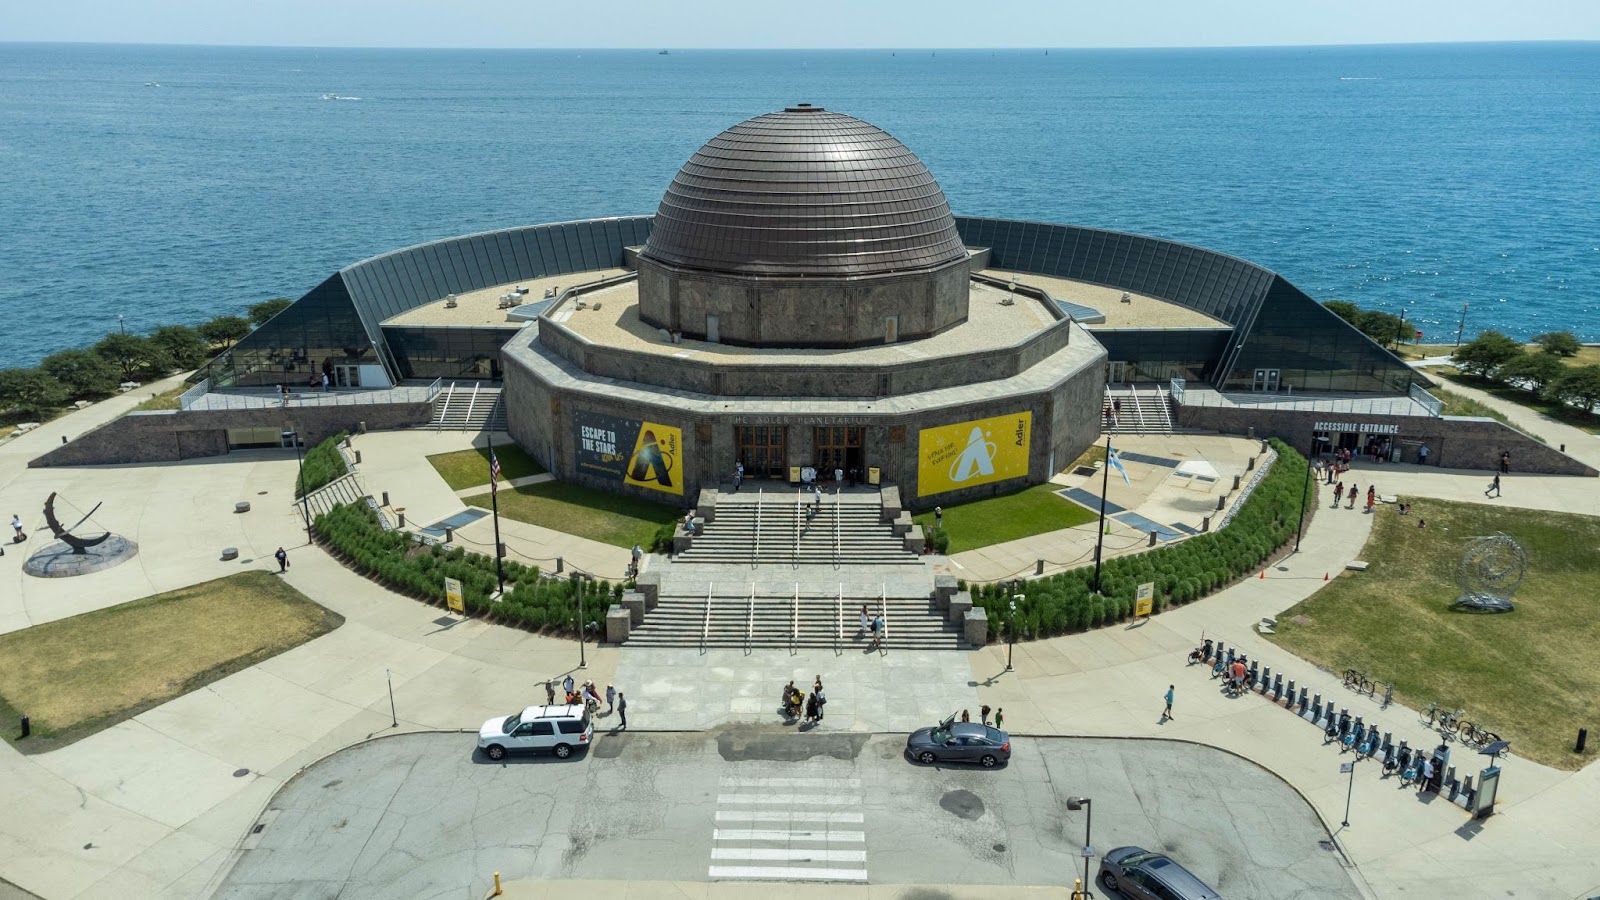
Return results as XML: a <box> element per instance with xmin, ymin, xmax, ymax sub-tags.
<box><xmin>22</xmin><ymin>491</ymin><xmax>138</xmax><ymax>578</ymax></box>
<box><xmin>1453</xmin><ymin>533</ymin><xmax>1527</xmax><ymax>612</ymax></box>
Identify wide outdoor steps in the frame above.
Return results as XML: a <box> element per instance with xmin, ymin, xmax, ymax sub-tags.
<box><xmin>1104</xmin><ymin>386</ymin><xmax>1174</xmax><ymax>435</ymax></box>
<box><xmin>430</xmin><ymin>382</ymin><xmax>506</xmax><ymax>432</ymax></box>
<box><xmin>301</xmin><ymin>473</ymin><xmax>369</xmax><ymax>521</ymax></box>
<box><xmin>675</xmin><ymin>491</ymin><xmax>918</xmax><ymax>566</ymax></box>
<box><xmin>627</xmin><ymin>592</ymin><xmax>965</xmax><ymax>649</ymax></box>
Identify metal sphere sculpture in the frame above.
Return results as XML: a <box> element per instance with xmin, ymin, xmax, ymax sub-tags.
<box><xmin>1453</xmin><ymin>533</ymin><xmax>1528</xmax><ymax>612</ymax></box>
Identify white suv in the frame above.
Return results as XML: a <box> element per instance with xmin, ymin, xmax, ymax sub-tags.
<box><xmin>477</xmin><ymin>704</ymin><xmax>593</xmax><ymax>760</ymax></box>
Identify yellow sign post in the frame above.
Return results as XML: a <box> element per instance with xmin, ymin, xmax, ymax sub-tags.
<box><xmin>445</xmin><ymin>576</ymin><xmax>465</xmax><ymax>615</ymax></box>
<box><xmin>916</xmin><ymin>412</ymin><xmax>1032</xmax><ymax>497</ymax></box>
<box><xmin>1135</xmin><ymin>581</ymin><xmax>1155</xmax><ymax>618</ymax></box>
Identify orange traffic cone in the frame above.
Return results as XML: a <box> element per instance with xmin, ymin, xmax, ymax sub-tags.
<box><xmin>1323</xmin><ymin>572</ymin><xmax>1329</xmax><ymax>581</ymax></box>
<box><xmin>1259</xmin><ymin>570</ymin><xmax>1266</xmax><ymax>580</ymax></box>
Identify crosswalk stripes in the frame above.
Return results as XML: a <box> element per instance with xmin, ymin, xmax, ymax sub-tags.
<box><xmin>707</xmin><ymin>775</ymin><xmax>869</xmax><ymax>882</ymax></box>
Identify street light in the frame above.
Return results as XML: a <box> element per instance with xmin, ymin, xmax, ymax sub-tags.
<box><xmin>1294</xmin><ymin>434</ymin><xmax>1330</xmax><ymax>552</ymax></box>
<box><xmin>1341</xmin><ymin>758</ymin><xmax>1359</xmax><ymax>827</ymax></box>
<box><xmin>571</xmin><ymin>572</ymin><xmax>589</xmax><ymax>669</ymax></box>
<box><xmin>282</xmin><ymin>429</ymin><xmax>311</xmax><ymax>543</ymax></box>
<box><xmin>118</xmin><ymin>313</ymin><xmax>125</xmax><ymax>335</ymax></box>
<box><xmin>1006</xmin><ymin>594</ymin><xmax>1020</xmax><ymax>672</ymax></box>
<box><xmin>1067</xmin><ymin>796</ymin><xmax>1094</xmax><ymax>895</ymax></box>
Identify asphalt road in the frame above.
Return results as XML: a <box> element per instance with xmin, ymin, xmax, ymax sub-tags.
<box><xmin>215</xmin><ymin>728</ymin><xmax>1360</xmax><ymax>899</ymax></box>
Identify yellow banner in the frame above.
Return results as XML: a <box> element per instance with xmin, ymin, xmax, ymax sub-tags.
<box><xmin>917</xmin><ymin>412</ymin><xmax>1032</xmax><ymax>496</ymax></box>
<box><xmin>445</xmin><ymin>576</ymin><xmax>465</xmax><ymax>614</ymax></box>
<box><xmin>1135</xmin><ymin>582</ymin><xmax>1154</xmax><ymax>617</ymax></box>
<box><xmin>623</xmin><ymin>421</ymin><xmax>684</xmax><ymax>496</ymax></box>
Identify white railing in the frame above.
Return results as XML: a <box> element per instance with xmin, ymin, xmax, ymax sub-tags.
<box><xmin>1131</xmin><ymin>384</ymin><xmax>1147</xmax><ymax>433</ymax></box>
<box><xmin>434</xmin><ymin>384</ymin><xmax>454</xmax><ymax>432</ymax></box>
<box><xmin>177</xmin><ymin>378</ymin><xmax>210</xmax><ymax>411</ymax></box>
<box><xmin>701</xmin><ymin>582</ymin><xmax>713</xmax><ymax>653</ymax></box>
<box><xmin>463</xmin><ymin>381</ymin><xmax>481</xmax><ymax>424</ymax></box>
<box><xmin>794</xmin><ymin>488</ymin><xmax>802</xmax><ymax>570</ymax></box>
<box><xmin>754</xmin><ymin>489</ymin><xmax>763</xmax><ymax>570</ymax></box>
<box><xmin>879</xmin><ymin>584</ymin><xmax>889</xmax><ymax>651</ymax></box>
<box><xmin>747</xmin><ymin>583</ymin><xmax>756</xmax><ymax>654</ymax></box>
<box><xmin>836</xmin><ymin>584</ymin><xmax>843</xmax><ymax>655</ymax></box>
<box><xmin>1169</xmin><ymin>377</ymin><xmax>1186</xmax><ymax>404</ymax></box>
<box><xmin>792</xmin><ymin>582</ymin><xmax>799</xmax><ymax>655</ymax></box>
<box><xmin>1176</xmin><ymin>389</ymin><xmax>1432</xmax><ymax>416</ymax></box>
<box><xmin>1410</xmin><ymin>382</ymin><xmax>1444</xmax><ymax>418</ymax></box>
<box><xmin>183</xmin><ymin>383</ymin><xmax>440</xmax><ymax>412</ymax></box>
<box><xmin>833</xmin><ymin>488</ymin><xmax>841</xmax><ymax>569</ymax></box>
<box><xmin>424</xmin><ymin>376</ymin><xmax>444</xmax><ymax>402</ymax></box>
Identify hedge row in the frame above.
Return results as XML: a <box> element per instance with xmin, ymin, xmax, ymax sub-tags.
<box><xmin>296</xmin><ymin>431</ymin><xmax>350</xmax><ymax>497</ymax></box>
<box><xmin>315</xmin><ymin>501</ymin><xmax>625</xmax><ymax>635</ymax></box>
<box><xmin>964</xmin><ymin>438</ymin><xmax>1309</xmax><ymax>640</ymax></box>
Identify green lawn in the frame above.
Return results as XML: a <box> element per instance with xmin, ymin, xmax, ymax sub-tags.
<box><xmin>427</xmin><ymin>444</ymin><xmax>547</xmax><ymax>490</ymax></box>
<box><xmin>1431</xmin><ymin>368</ymin><xmax>1599</xmax><ymax>436</ymax></box>
<box><xmin>133</xmin><ymin>384</ymin><xmax>188</xmax><ymax>411</ymax></box>
<box><xmin>0</xmin><ymin>572</ymin><xmax>341</xmax><ymax>752</ymax></box>
<box><xmin>911</xmin><ymin>483</ymin><xmax>1099</xmax><ymax>554</ymax></box>
<box><xmin>1267</xmin><ymin>498</ymin><xmax>1600</xmax><ymax>770</ymax></box>
<box><xmin>463</xmin><ymin>480</ymin><xmax>678</xmax><ymax>548</ymax></box>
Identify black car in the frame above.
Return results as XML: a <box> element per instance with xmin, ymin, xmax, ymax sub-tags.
<box><xmin>1100</xmin><ymin>846</ymin><xmax>1222</xmax><ymax>900</ymax></box>
<box><xmin>904</xmin><ymin>715</ymin><xmax>1011</xmax><ymax>767</ymax></box>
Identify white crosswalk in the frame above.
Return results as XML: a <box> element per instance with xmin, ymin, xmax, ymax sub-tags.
<box><xmin>706</xmin><ymin>775</ymin><xmax>869</xmax><ymax>883</ymax></box>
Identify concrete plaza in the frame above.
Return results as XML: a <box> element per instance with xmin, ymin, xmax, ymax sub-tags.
<box><xmin>0</xmin><ymin>371</ymin><xmax>1598</xmax><ymax>898</ymax></box>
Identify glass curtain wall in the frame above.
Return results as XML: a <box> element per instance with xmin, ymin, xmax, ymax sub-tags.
<box><xmin>196</xmin><ymin>274</ymin><xmax>379</xmax><ymax>388</ymax></box>
<box><xmin>1222</xmin><ymin>280</ymin><xmax>1416</xmax><ymax>393</ymax></box>
<box><xmin>383</xmin><ymin>326</ymin><xmax>516</xmax><ymax>380</ymax></box>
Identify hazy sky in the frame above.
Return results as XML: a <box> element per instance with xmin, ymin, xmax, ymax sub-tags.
<box><xmin>6</xmin><ymin>0</ymin><xmax>1600</xmax><ymax>48</ymax></box>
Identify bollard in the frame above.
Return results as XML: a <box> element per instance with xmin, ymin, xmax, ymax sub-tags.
<box><xmin>1201</xmin><ymin>515</ymin><xmax>1211</xmax><ymax>532</ymax></box>
<box><xmin>1311</xmin><ymin>699</ymin><xmax>1323</xmax><ymax>724</ymax></box>
<box><xmin>555</xmin><ymin>556</ymin><xmax>564</xmax><ymax>574</ymax></box>
<box><xmin>1217</xmin><ymin>495</ymin><xmax>1227</xmax><ymax>511</ymax></box>
<box><xmin>444</xmin><ymin>527</ymin><xmax>454</xmax><ymax>544</ymax></box>
<box><xmin>354</xmin><ymin>450</ymin><xmax>362</xmax><ymax>464</ymax></box>
<box><xmin>359</xmin><ymin>420</ymin><xmax>368</xmax><ymax>433</ymax></box>
<box><xmin>1232</xmin><ymin>474</ymin><xmax>1242</xmax><ymax>491</ymax></box>
<box><xmin>1273</xmin><ymin>674</ymin><xmax>1284</xmax><ymax>701</ymax></box>
<box><xmin>1296</xmin><ymin>687</ymin><xmax>1308</xmax><ymax>712</ymax></box>
<box><xmin>382</xmin><ymin>491</ymin><xmax>390</xmax><ymax>507</ymax></box>
<box><xmin>1561</xmin><ymin>443</ymin><xmax>1566</xmax><ymax>453</ymax></box>
<box><xmin>62</xmin><ymin>435</ymin><xmax>67</xmax><ymax>444</ymax></box>
<box><xmin>1036</xmin><ymin>559</ymin><xmax>1044</xmax><ymax>575</ymax></box>
<box><xmin>397</xmin><ymin>511</ymin><xmax>406</xmax><ymax>528</ymax></box>
<box><xmin>1247</xmin><ymin>455</ymin><xmax>1256</xmax><ymax>471</ymax></box>
<box><xmin>19</xmin><ymin>716</ymin><xmax>29</xmax><ymax>739</ymax></box>
<box><xmin>492</xmin><ymin>870</ymin><xmax>503</xmax><ymax>897</ymax></box>
<box><xmin>1149</xmin><ymin>530</ymin><xmax>1158</xmax><ymax>547</ymax></box>
<box><xmin>1579</xmin><ymin>728</ymin><xmax>1589</xmax><ymax>754</ymax></box>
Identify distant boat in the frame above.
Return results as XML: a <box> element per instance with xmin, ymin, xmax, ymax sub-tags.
<box><xmin>145</xmin><ymin>81</ymin><xmax>160</xmax><ymax>87</ymax></box>
<box><xmin>659</xmin><ymin>50</ymin><xmax>669</xmax><ymax>55</ymax></box>
<box><xmin>320</xmin><ymin>93</ymin><xmax>361</xmax><ymax>101</ymax></box>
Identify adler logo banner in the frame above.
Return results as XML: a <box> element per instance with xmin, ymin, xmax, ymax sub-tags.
<box><xmin>917</xmin><ymin>412</ymin><xmax>1032</xmax><ymax>496</ymax></box>
<box><xmin>574</xmin><ymin>411</ymin><xmax>684</xmax><ymax>496</ymax></box>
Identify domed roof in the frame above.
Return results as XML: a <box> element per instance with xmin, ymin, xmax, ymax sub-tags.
<box><xmin>640</xmin><ymin>105</ymin><xmax>968</xmax><ymax>278</ymax></box>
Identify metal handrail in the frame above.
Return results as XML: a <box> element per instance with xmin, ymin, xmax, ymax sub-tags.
<box><xmin>836</xmin><ymin>584</ymin><xmax>843</xmax><ymax>655</ymax></box>
<box><xmin>424</xmin><ymin>376</ymin><xmax>444</xmax><ymax>402</ymax></box>
<box><xmin>792</xmin><ymin>582</ymin><xmax>799</xmax><ymax>655</ymax></box>
<box><xmin>463</xmin><ymin>381</ymin><xmax>481</xmax><ymax>425</ymax></box>
<box><xmin>434</xmin><ymin>383</ymin><xmax>454</xmax><ymax>432</ymax></box>
<box><xmin>794</xmin><ymin>488</ymin><xmax>802</xmax><ymax>570</ymax></box>
<box><xmin>879</xmin><ymin>583</ymin><xmax>888</xmax><ymax>651</ymax></box>
<box><xmin>747</xmin><ymin>583</ymin><xmax>755</xmax><ymax>654</ymax></box>
<box><xmin>754</xmin><ymin>489</ymin><xmax>762</xmax><ymax>570</ymax></box>
<box><xmin>701</xmin><ymin>582</ymin><xmax>713</xmax><ymax>653</ymax></box>
<box><xmin>833</xmin><ymin>488</ymin><xmax>841</xmax><ymax>569</ymax></box>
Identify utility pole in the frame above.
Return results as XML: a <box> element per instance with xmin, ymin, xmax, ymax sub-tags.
<box><xmin>1455</xmin><ymin>302</ymin><xmax>1469</xmax><ymax>348</ymax></box>
<box><xmin>1091</xmin><ymin>430</ymin><xmax>1112</xmax><ymax>593</ymax></box>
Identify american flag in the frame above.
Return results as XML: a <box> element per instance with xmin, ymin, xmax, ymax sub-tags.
<box><xmin>489</xmin><ymin>449</ymin><xmax>502</xmax><ymax>494</ymax></box>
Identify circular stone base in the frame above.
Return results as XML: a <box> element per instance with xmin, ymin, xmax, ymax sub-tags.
<box><xmin>23</xmin><ymin>535</ymin><xmax>139</xmax><ymax>578</ymax></box>
<box><xmin>1453</xmin><ymin>593</ymin><xmax>1515</xmax><ymax>613</ymax></box>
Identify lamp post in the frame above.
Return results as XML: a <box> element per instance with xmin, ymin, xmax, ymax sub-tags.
<box><xmin>118</xmin><ymin>314</ymin><xmax>125</xmax><ymax>335</ymax></box>
<box><xmin>572</xmin><ymin>572</ymin><xmax>588</xmax><ymax>669</ymax></box>
<box><xmin>282</xmin><ymin>429</ymin><xmax>311</xmax><ymax>543</ymax></box>
<box><xmin>1067</xmin><ymin>796</ymin><xmax>1094</xmax><ymax>895</ymax></box>
<box><xmin>1006</xmin><ymin>596</ymin><xmax>1018</xmax><ymax>672</ymax></box>
<box><xmin>1341</xmin><ymin>758</ymin><xmax>1358</xmax><ymax>827</ymax></box>
<box><xmin>1294</xmin><ymin>434</ymin><xmax>1329</xmax><ymax>552</ymax></box>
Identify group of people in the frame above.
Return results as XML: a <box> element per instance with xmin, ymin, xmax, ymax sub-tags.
<box><xmin>781</xmin><ymin>676</ymin><xmax>827</xmax><ymax>723</ymax></box>
<box><xmin>959</xmin><ymin>705</ymin><xmax>1003</xmax><ymax>729</ymax></box>
<box><xmin>1212</xmin><ymin>649</ymin><xmax>1250</xmax><ymax>695</ymax></box>
<box><xmin>546</xmin><ymin>675</ymin><xmax>626</xmax><ymax>728</ymax></box>
<box><xmin>1330</xmin><ymin>481</ymin><xmax>1378</xmax><ymax>512</ymax></box>
<box><xmin>858</xmin><ymin>605</ymin><xmax>887</xmax><ymax>649</ymax></box>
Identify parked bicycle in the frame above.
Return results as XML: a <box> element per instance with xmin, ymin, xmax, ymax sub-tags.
<box><xmin>1436</xmin><ymin>708</ymin><xmax>1466</xmax><ymax>738</ymax></box>
<box><xmin>1342</xmin><ymin>668</ymin><xmax>1375</xmax><ymax>696</ymax></box>
<box><xmin>1420</xmin><ymin>701</ymin><xmax>1444</xmax><ymax>726</ymax></box>
<box><xmin>1460</xmin><ymin>721</ymin><xmax>1501</xmax><ymax>749</ymax></box>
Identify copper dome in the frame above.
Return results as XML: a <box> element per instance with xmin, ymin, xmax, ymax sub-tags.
<box><xmin>640</xmin><ymin>105</ymin><xmax>968</xmax><ymax>278</ymax></box>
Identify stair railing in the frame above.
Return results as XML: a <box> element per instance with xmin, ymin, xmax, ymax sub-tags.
<box><xmin>701</xmin><ymin>582</ymin><xmax>713</xmax><ymax>655</ymax></box>
<box><xmin>879</xmin><ymin>583</ymin><xmax>889</xmax><ymax>653</ymax></box>
<box><xmin>792</xmin><ymin>582</ymin><xmax>799</xmax><ymax>656</ymax></box>
<box><xmin>794</xmin><ymin>488</ymin><xmax>802</xmax><ymax>570</ymax></box>
<box><xmin>463</xmin><ymin>381</ymin><xmax>481</xmax><ymax>428</ymax></box>
<box><xmin>1132</xmin><ymin>384</ymin><xmax>1147</xmax><ymax>434</ymax></box>
<box><xmin>753</xmin><ymin>489</ymin><xmax>762</xmax><ymax>571</ymax></box>
<box><xmin>746</xmin><ymin>582</ymin><xmax>755</xmax><ymax>656</ymax></box>
<box><xmin>433</xmin><ymin>383</ymin><xmax>454</xmax><ymax>432</ymax></box>
<box><xmin>836</xmin><ymin>583</ymin><xmax>843</xmax><ymax>656</ymax></box>
<box><xmin>833</xmin><ymin>488</ymin><xmax>841</xmax><ymax>570</ymax></box>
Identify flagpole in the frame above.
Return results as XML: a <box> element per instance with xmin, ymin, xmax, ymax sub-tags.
<box><xmin>490</xmin><ymin>439</ymin><xmax>505</xmax><ymax>596</ymax></box>
<box><xmin>1092</xmin><ymin>429</ymin><xmax>1112</xmax><ymax>594</ymax></box>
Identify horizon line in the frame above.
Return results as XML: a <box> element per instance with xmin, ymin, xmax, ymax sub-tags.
<box><xmin>3</xmin><ymin>38</ymin><xmax>1596</xmax><ymax>52</ymax></box>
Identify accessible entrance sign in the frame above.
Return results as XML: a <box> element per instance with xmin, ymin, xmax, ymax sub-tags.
<box><xmin>445</xmin><ymin>576</ymin><xmax>465</xmax><ymax>614</ymax></box>
<box><xmin>1135</xmin><ymin>582</ymin><xmax>1155</xmax><ymax>618</ymax></box>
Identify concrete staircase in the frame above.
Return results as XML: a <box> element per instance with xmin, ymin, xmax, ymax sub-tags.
<box><xmin>673</xmin><ymin>489</ymin><xmax>918</xmax><ymax>567</ymax></box>
<box><xmin>300</xmin><ymin>472</ymin><xmax>368</xmax><ymax>521</ymax></box>
<box><xmin>430</xmin><ymin>382</ymin><xmax>506</xmax><ymax>432</ymax></box>
<box><xmin>1104</xmin><ymin>384</ymin><xmax>1174</xmax><ymax>435</ymax></box>
<box><xmin>626</xmin><ymin>582</ymin><xmax>964</xmax><ymax>650</ymax></box>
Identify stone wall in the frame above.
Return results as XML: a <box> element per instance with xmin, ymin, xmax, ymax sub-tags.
<box><xmin>29</xmin><ymin>401</ymin><xmax>432</xmax><ymax>468</ymax></box>
<box><xmin>1174</xmin><ymin>404</ymin><xmax>1597</xmax><ymax>477</ymax></box>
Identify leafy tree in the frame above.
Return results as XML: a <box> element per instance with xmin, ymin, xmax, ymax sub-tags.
<box><xmin>149</xmin><ymin>324</ymin><xmax>209</xmax><ymax>369</ymax></box>
<box><xmin>1356</xmin><ymin>310</ymin><xmax>1412</xmax><ymax>348</ymax></box>
<box><xmin>1451</xmin><ymin>330</ymin><xmax>1522</xmax><ymax>379</ymax></box>
<box><xmin>1323</xmin><ymin>301</ymin><xmax>1361</xmax><ymax>325</ymax></box>
<box><xmin>38</xmin><ymin>348</ymin><xmax>120</xmax><ymax>398</ymax></box>
<box><xmin>248</xmin><ymin>298</ymin><xmax>293</xmax><ymax>328</ymax></box>
<box><xmin>1545</xmin><ymin>365</ymin><xmax>1600</xmax><ymax>414</ymax></box>
<box><xmin>94</xmin><ymin>333</ymin><xmax>152</xmax><ymax>381</ymax></box>
<box><xmin>199</xmin><ymin>315</ymin><xmax>252</xmax><ymax>348</ymax></box>
<box><xmin>0</xmin><ymin>368</ymin><xmax>69</xmax><ymax>416</ymax></box>
<box><xmin>1497</xmin><ymin>351</ymin><xmax>1566</xmax><ymax>395</ymax></box>
<box><xmin>1533</xmin><ymin>330</ymin><xmax>1582</xmax><ymax>358</ymax></box>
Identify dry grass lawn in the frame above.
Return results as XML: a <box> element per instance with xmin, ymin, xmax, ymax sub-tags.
<box><xmin>0</xmin><ymin>571</ymin><xmax>341</xmax><ymax>751</ymax></box>
<box><xmin>1267</xmin><ymin>498</ymin><xmax>1600</xmax><ymax>770</ymax></box>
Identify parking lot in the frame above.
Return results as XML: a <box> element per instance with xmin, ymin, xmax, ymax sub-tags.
<box><xmin>215</xmin><ymin>728</ymin><xmax>1361</xmax><ymax>898</ymax></box>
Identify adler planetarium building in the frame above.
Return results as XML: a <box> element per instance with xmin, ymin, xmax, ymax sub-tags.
<box><xmin>179</xmin><ymin>103</ymin><xmax>1444</xmax><ymax>500</ymax></box>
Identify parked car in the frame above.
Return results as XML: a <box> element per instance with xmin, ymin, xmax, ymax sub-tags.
<box><xmin>477</xmin><ymin>704</ymin><xmax>593</xmax><ymax>760</ymax></box>
<box><xmin>904</xmin><ymin>714</ymin><xmax>1011</xmax><ymax>767</ymax></box>
<box><xmin>1099</xmin><ymin>846</ymin><xmax>1222</xmax><ymax>900</ymax></box>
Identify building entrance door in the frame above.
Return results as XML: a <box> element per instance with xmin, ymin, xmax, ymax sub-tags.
<box><xmin>1108</xmin><ymin>361</ymin><xmax>1128</xmax><ymax>384</ymax></box>
<box><xmin>333</xmin><ymin>365</ymin><xmax>361</xmax><ymax>387</ymax></box>
<box><xmin>813</xmin><ymin>426</ymin><xmax>863</xmax><ymax>482</ymax></box>
<box><xmin>735</xmin><ymin>425</ymin><xmax>787</xmax><ymax>479</ymax></box>
<box><xmin>1252</xmin><ymin>368</ymin><xmax>1281</xmax><ymax>391</ymax></box>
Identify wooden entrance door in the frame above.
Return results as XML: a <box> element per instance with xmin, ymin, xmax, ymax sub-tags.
<box><xmin>735</xmin><ymin>425</ymin><xmax>787</xmax><ymax>479</ymax></box>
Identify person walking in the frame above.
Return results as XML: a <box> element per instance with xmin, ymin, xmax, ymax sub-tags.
<box><xmin>734</xmin><ymin>461</ymin><xmax>744</xmax><ymax>492</ymax></box>
<box><xmin>563</xmin><ymin>673</ymin><xmax>575</xmax><ymax>699</ymax></box>
<box><xmin>1487</xmin><ymin>474</ymin><xmax>1501</xmax><ymax>498</ymax></box>
<box><xmin>274</xmin><ymin>546</ymin><xmax>289</xmax><ymax>572</ymax></box>
<box><xmin>872</xmin><ymin>614</ymin><xmax>886</xmax><ymax>649</ymax></box>
<box><xmin>994</xmin><ymin>708</ymin><xmax>1004</xmax><ymax>731</ymax></box>
<box><xmin>858</xmin><ymin>605</ymin><xmax>871</xmax><ymax>637</ymax></box>
<box><xmin>805</xmin><ymin>691</ymin><xmax>819</xmax><ymax>723</ymax></box>
<box><xmin>980</xmin><ymin>704</ymin><xmax>992</xmax><ymax>726</ymax></box>
<box><xmin>1333</xmin><ymin>482</ymin><xmax>1344</xmax><ymax>507</ymax></box>
<box><xmin>606</xmin><ymin>684</ymin><xmax>616</xmax><ymax>713</ymax></box>
<box><xmin>1347</xmin><ymin>483</ymin><xmax>1358</xmax><ymax>509</ymax></box>
<box><xmin>321</xmin><ymin>371</ymin><xmax>331</xmax><ymax>392</ymax></box>
<box><xmin>1161</xmin><ymin>685</ymin><xmax>1175</xmax><ymax>722</ymax></box>
<box><xmin>10</xmin><ymin>514</ymin><xmax>24</xmax><ymax>542</ymax></box>
<box><xmin>616</xmin><ymin>692</ymin><xmax>627</xmax><ymax>730</ymax></box>
<box><xmin>545</xmin><ymin>680</ymin><xmax>556</xmax><ymax>705</ymax></box>
<box><xmin>1365</xmin><ymin>486</ymin><xmax>1376</xmax><ymax>513</ymax></box>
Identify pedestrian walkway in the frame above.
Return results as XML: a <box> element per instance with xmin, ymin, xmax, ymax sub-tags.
<box><xmin>708</xmin><ymin>775</ymin><xmax>868</xmax><ymax>882</ymax></box>
<box><xmin>452</xmin><ymin>471</ymin><xmax>555</xmax><ymax>497</ymax></box>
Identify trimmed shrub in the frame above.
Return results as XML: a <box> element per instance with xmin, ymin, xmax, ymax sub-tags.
<box><xmin>295</xmin><ymin>431</ymin><xmax>350</xmax><ymax>497</ymax></box>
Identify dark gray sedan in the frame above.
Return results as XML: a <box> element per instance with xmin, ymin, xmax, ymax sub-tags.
<box><xmin>904</xmin><ymin>716</ymin><xmax>1011</xmax><ymax>767</ymax></box>
<box><xmin>1100</xmin><ymin>846</ymin><xmax>1222</xmax><ymax>900</ymax></box>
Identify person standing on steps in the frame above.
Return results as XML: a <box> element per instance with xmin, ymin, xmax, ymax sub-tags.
<box><xmin>734</xmin><ymin>461</ymin><xmax>744</xmax><ymax>492</ymax></box>
<box><xmin>1487</xmin><ymin>474</ymin><xmax>1501</xmax><ymax>498</ymax></box>
<box><xmin>616</xmin><ymin>692</ymin><xmax>627</xmax><ymax>730</ymax></box>
<box><xmin>858</xmin><ymin>605</ymin><xmax>871</xmax><ymax>638</ymax></box>
<box><xmin>1162</xmin><ymin>685</ymin><xmax>1175</xmax><ymax>722</ymax></box>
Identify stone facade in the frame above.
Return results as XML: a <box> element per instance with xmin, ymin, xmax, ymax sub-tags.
<box><xmin>30</xmin><ymin>401</ymin><xmax>432</xmax><ymax>468</ymax></box>
<box><xmin>1174</xmin><ymin>404</ymin><xmax>1597</xmax><ymax>477</ymax></box>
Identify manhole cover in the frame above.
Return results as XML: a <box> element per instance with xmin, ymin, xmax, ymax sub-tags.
<box><xmin>233</xmin><ymin>768</ymin><xmax>250</xmax><ymax>778</ymax></box>
<box><xmin>939</xmin><ymin>789</ymin><xmax>985</xmax><ymax>820</ymax></box>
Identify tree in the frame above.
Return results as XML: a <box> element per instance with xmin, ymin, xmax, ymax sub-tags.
<box><xmin>1323</xmin><ymin>301</ymin><xmax>1361</xmax><ymax>326</ymax></box>
<box><xmin>0</xmin><ymin>368</ymin><xmax>69</xmax><ymax>416</ymax></box>
<box><xmin>1497</xmin><ymin>351</ymin><xmax>1566</xmax><ymax>395</ymax></box>
<box><xmin>1534</xmin><ymin>331</ymin><xmax>1582</xmax><ymax>358</ymax></box>
<box><xmin>248</xmin><ymin>298</ymin><xmax>293</xmax><ymax>328</ymax></box>
<box><xmin>1451</xmin><ymin>330</ymin><xmax>1523</xmax><ymax>379</ymax></box>
<box><xmin>149</xmin><ymin>324</ymin><xmax>209</xmax><ymax>369</ymax></box>
<box><xmin>39</xmin><ymin>348</ymin><xmax>120</xmax><ymax>398</ymax></box>
<box><xmin>1545</xmin><ymin>365</ymin><xmax>1600</xmax><ymax>414</ymax></box>
<box><xmin>1355</xmin><ymin>310</ymin><xmax>1411</xmax><ymax>349</ymax></box>
<box><xmin>94</xmin><ymin>333</ymin><xmax>152</xmax><ymax>381</ymax></box>
<box><xmin>199</xmin><ymin>315</ymin><xmax>252</xmax><ymax>348</ymax></box>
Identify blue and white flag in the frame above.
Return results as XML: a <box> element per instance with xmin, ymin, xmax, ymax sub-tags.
<box><xmin>1108</xmin><ymin>448</ymin><xmax>1131</xmax><ymax>486</ymax></box>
